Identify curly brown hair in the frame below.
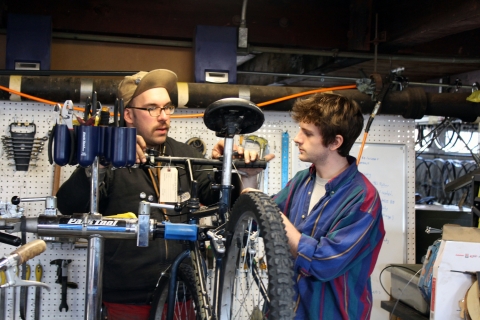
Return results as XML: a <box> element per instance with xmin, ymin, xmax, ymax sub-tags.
<box><xmin>291</xmin><ymin>93</ymin><xmax>364</xmax><ymax>157</ymax></box>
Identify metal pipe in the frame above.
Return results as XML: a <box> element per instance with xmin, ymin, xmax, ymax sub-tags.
<box><xmin>85</xmin><ymin>235</ymin><xmax>104</xmax><ymax>320</ymax></box>
<box><xmin>30</xmin><ymin>216</ymin><xmax>138</xmax><ymax>238</ymax></box>
<box><xmin>0</xmin><ymin>70</ymin><xmax>474</xmax><ymax>90</ymax></box>
<box><xmin>89</xmin><ymin>157</ymin><xmax>100</xmax><ymax>215</ymax></box>
<box><xmin>237</xmin><ymin>70</ymin><xmax>358</xmax><ymax>82</ymax></box>
<box><xmin>167</xmin><ymin>250</ymin><xmax>191</xmax><ymax>320</ymax></box>
<box><xmin>0</xmin><ymin>75</ymin><xmax>478</xmax><ymax>121</ymax></box>
<box><xmin>54</xmin><ymin>31</ymin><xmax>193</xmax><ymax>48</ymax></box>
<box><xmin>240</xmin><ymin>0</ymin><xmax>248</xmax><ymax>27</ymax></box>
<box><xmin>249</xmin><ymin>45</ymin><xmax>480</xmax><ymax>64</ymax></box>
<box><xmin>221</xmin><ymin>138</ymin><xmax>234</xmax><ymax>193</ymax></box>
<box><xmin>0</xmin><ymin>70</ymin><xmax>131</xmax><ymax>77</ymax></box>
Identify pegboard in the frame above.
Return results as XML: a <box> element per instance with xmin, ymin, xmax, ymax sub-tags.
<box><xmin>0</xmin><ymin>101</ymin><xmax>416</xmax><ymax>319</ymax></box>
<box><xmin>0</xmin><ymin>101</ymin><xmax>86</xmax><ymax>319</ymax></box>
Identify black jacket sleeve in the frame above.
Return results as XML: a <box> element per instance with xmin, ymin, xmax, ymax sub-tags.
<box><xmin>56</xmin><ymin>167</ymin><xmax>92</xmax><ymax>215</ymax></box>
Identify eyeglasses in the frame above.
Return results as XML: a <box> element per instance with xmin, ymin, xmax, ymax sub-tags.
<box><xmin>127</xmin><ymin>104</ymin><xmax>175</xmax><ymax>117</ymax></box>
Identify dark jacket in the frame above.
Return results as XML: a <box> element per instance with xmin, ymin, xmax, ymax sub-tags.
<box><xmin>56</xmin><ymin>136</ymin><xmax>219</xmax><ymax>304</ymax></box>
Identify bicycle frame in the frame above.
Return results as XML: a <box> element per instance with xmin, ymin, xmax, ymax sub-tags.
<box><xmin>148</xmin><ymin>134</ymin><xmax>259</xmax><ymax>319</ymax></box>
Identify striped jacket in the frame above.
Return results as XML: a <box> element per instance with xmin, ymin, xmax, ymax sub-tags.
<box><xmin>273</xmin><ymin>156</ymin><xmax>385</xmax><ymax>320</ymax></box>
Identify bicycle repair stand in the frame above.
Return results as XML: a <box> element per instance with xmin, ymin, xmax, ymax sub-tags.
<box><xmin>180</xmin><ymin>97</ymin><xmax>264</xmax><ymax>318</ymax></box>
<box><xmin>0</xmin><ymin>97</ymin><xmax>265</xmax><ymax>320</ymax></box>
<box><xmin>6</xmin><ymin>160</ymin><xmax>181</xmax><ymax>319</ymax></box>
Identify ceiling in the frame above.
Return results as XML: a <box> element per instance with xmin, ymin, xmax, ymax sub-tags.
<box><xmin>2</xmin><ymin>0</ymin><xmax>480</xmax><ymax>92</ymax></box>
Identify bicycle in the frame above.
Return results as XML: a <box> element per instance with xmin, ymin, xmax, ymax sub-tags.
<box><xmin>143</xmin><ymin>98</ymin><xmax>296</xmax><ymax>319</ymax></box>
<box><xmin>5</xmin><ymin>97</ymin><xmax>295</xmax><ymax>320</ymax></box>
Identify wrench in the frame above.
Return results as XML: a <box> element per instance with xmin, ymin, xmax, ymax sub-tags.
<box><xmin>50</xmin><ymin>259</ymin><xmax>77</xmax><ymax>312</ymax></box>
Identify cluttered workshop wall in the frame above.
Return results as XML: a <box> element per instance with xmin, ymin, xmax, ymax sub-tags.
<box><xmin>0</xmin><ymin>101</ymin><xmax>415</xmax><ymax>319</ymax></box>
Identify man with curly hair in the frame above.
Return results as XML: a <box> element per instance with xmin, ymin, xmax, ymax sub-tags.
<box><xmin>245</xmin><ymin>93</ymin><xmax>385</xmax><ymax>319</ymax></box>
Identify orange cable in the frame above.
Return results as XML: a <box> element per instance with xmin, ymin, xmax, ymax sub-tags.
<box><xmin>257</xmin><ymin>84</ymin><xmax>356</xmax><ymax>107</ymax></box>
<box><xmin>0</xmin><ymin>83</ymin><xmax>357</xmax><ymax>119</ymax></box>
<box><xmin>0</xmin><ymin>85</ymin><xmax>111</xmax><ymax>115</ymax></box>
<box><xmin>0</xmin><ymin>85</ymin><xmax>57</xmax><ymax>105</ymax></box>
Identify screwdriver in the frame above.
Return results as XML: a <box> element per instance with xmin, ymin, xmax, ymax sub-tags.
<box><xmin>26</xmin><ymin>264</ymin><xmax>31</xmax><ymax>281</ymax></box>
<box><xmin>34</xmin><ymin>263</ymin><xmax>43</xmax><ymax>320</ymax></box>
<box><xmin>0</xmin><ymin>270</ymin><xmax>6</xmax><ymax>320</ymax></box>
<box><xmin>97</xmin><ymin>103</ymin><xmax>111</xmax><ymax>126</ymax></box>
<box><xmin>20</xmin><ymin>264</ymin><xmax>31</xmax><ymax>319</ymax></box>
<box><xmin>35</xmin><ymin>264</ymin><xmax>43</xmax><ymax>282</ymax></box>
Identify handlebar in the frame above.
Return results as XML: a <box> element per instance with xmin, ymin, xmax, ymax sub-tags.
<box><xmin>147</xmin><ymin>155</ymin><xmax>267</xmax><ymax>169</ymax></box>
<box><xmin>0</xmin><ymin>239</ymin><xmax>50</xmax><ymax>290</ymax></box>
<box><xmin>8</xmin><ymin>239</ymin><xmax>46</xmax><ymax>266</ymax></box>
<box><xmin>0</xmin><ymin>232</ymin><xmax>21</xmax><ymax>246</ymax></box>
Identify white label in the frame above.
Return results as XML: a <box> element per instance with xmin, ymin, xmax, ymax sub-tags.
<box><xmin>160</xmin><ymin>166</ymin><xmax>178</xmax><ymax>203</ymax></box>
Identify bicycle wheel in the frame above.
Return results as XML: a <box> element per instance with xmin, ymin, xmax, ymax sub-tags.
<box><xmin>220</xmin><ymin>192</ymin><xmax>295</xmax><ymax>320</ymax></box>
<box><xmin>149</xmin><ymin>263</ymin><xmax>201</xmax><ymax>320</ymax></box>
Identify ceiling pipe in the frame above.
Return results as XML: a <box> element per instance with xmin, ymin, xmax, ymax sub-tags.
<box><xmin>249</xmin><ymin>46</ymin><xmax>480</xmax><ymax>64</ymax></box>
<box><xmin>1</xmin><ymin>29</ymin><xmax>478</xmax><ymax>65</ymax></box>
<box><xmin>0</xmin><ymin>69</ymin><xmax>475</xmax><ymax>91</ymax></box>
<box><xmin>0</xmin><ymin>75</ymin><xmax>477</xmax><ymax>122</ymax></box>
<box><xmin>237</xmin><ymin>71</ymin><xmax>478</xmax><ymax>90</ymax></box>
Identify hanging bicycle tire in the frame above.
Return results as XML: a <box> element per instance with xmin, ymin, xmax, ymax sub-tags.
<box><xmin>149</xmin><ymin>263</ymin><xmax>202</xmax><ymax>320</ymax></box>
<box><xmin>220</xmin><ymin>192</ymin><xmax>295</xmax><ymax>320</ymax></box>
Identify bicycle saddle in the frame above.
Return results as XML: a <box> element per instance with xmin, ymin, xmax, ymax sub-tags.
<box><xmin>203</xmin><ymin>98</ymin><xmax>264</xmax><ymax>137</ymax></box>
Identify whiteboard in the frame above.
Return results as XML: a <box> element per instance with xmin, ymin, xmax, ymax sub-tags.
<box><xmin>352</xmin><ymin>143</ymin><xmax>407</xmax><ymax>307</ymax></box>
<box><xmin>291</xmin><ymin>142</ymin><xmax>407</xmax><ymax>313</ymax></box>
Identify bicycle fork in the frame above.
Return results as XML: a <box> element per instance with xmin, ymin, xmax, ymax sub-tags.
<box><xmin>191</xmin><ymin>242</ymin><xmax>215</xmax><ymax>320</ymax></box>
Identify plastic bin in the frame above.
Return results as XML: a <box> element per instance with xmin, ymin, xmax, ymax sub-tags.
<box><xmin>389</xmin><ymin>264</ymin><xmax>429</xmax><ymax>315</ymax></box>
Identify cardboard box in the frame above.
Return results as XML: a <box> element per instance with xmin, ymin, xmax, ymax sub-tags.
<box><xmin>430</xmin><ymin>236</ymin><xmax>480</xmax><ymax>319</ymax></box>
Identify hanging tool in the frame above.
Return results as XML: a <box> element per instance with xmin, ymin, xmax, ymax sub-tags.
<box><xmin>50</xmin><ymin>259</ymin><xmax>77</xmax><ymax>312</ymax></box>
<box><xmin>19</xmin><ymin>263</ymin><xmax>30</xmax><ymax>319</ymax></box>
<box><xmin>83</xmin><ymin>96</ymin><xmax>92</xmax><ymax>122</ymax></box>
<box><xmin>186</xmin><ymin>137</ymin><xmax>207</xmax><ymax>156</ymax></box>
<box><xmin>356</xmin><ymin>73</ymin><xmax>393</xmax><ymax>165</ymax></box>
<box><xmin>113</xmin><ymin>98</ymin><xmax>120</xmax><ymax>127</ymax></box>
<box><xmin>48</xmin><ymin>101</ymin><xmax>77</xmax><ymax>166</ymax></box>
<box><xmin>98</xmin><ymin>102</ymin><xmax>111</xmax><ymax>126</ymax></box>
<box><xmin>0</xmin><ymin>271</ymin><xmax>5</xmax><ymax>320</ymax></box>
<box><xmin>60</xmin><ymin>100</ymin><xmax>75</xmax><ymax>131</ymax></box>
<box><xmin>92</xmin><ymin>91</ymin><xmax>97</xmax><ymax>120</ymax></box>
<box><xmin>114</xmin><ymin>98</ymin><xmax>125</xmax><ymax>127</ymax></box>
<box><xmin>281</xmin><ymin>132</ymin><xmax>289</xmax><ymax>188</ymax></box>
<box><xmin>48</xmin><ymin>104</ymin><xmax>60</xmax><ymax>165</ymax></box>
<box><xmin>77</xmin><ymin>94</ymin><xmax>97</xmax><ymax>126</ymax></box>
<box><xmin>8</xmin><ymin>122</ymin><xmax>37</xmax><ymax>171</ymax></box>
<box><xmin>13</xmin><ymin>266</ymin><xmax>18</xmax><ymax>320</ymax></box>
<box><xmin>243</xmin><ymin>135</ymin><xmax>268</xmax><ymax>191</ymax></box>
<box><xmin>33</xmin><ymin>263</ymin><xmax>42</xmax><ymax>320</ymax></box>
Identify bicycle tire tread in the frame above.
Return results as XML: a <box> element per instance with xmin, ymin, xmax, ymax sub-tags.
<box><xmin>225</xmin><ymin>191</ymin><xmax>295</xmax><ymax>319</ymax></box>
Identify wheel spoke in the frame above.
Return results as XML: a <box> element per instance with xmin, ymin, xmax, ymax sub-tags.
<box><xmin>220</xmin><ymin>192</ymin><xmax>295</xmax><ymax>320</ymax></box>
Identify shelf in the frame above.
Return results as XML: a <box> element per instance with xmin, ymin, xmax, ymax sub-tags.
<box><xmin>381</xmin><ymin>300</ymin><xmax>429</xmax><ymax>320</ymax></box>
